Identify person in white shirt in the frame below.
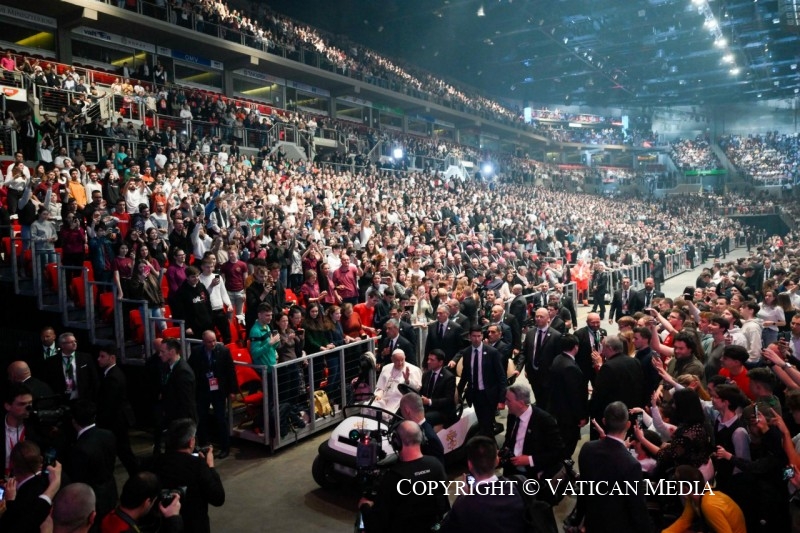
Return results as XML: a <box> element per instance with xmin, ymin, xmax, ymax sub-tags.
<box><xmin>374</xmin><ymin>350</ymin><xmax>422</xmax><ymax>413</ymax></box>
<box><xmin>199</xmin><ymin>258</ymin><xmax>233</xmax><ymax>345</ymax></box>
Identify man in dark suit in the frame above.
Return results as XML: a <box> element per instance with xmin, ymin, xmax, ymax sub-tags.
<box><xmin>608</xmin><ymin>276</ymin><xmax>634</xmax><ymax>325</ymax></box>
<box><xmin>546</xmin><ymin>335</ymin><xmax>588</xmax><ymax>457</ymax></box>
<box><xmin>377</xmin><ymin>318</ymin><xmax>416</xmax><ymax>368</ymax></box>
<box><xmin>501</xmin><ymin>382</ymin><xmax>564</xmax><ymax>528</ymax></box>
<box><xmin>507</xmin><ymin>285</ymin><xmax>528</xmax><ymax>333</ymax></box>
<box><xmin>531</xmin><ymin>283</ymin><xmax>550</xmax><ymax>310</ymax></box>
<box><xmin>420</xmin><ymin>349</ymin><xmax>457</xmax><ymax>427</ymax></box>
<box><xmin>399</xmin><ymin>393</ymin><xmax>445</xmax><ymax>465</ymax></box>
<box><xmin>552</xmin><ymin>284</ymin><xmax>577</xmax><ymax>330</ymax></box>
<box><xmin>42</xmin><ymin>332</ymin><xmax>98</xmax><ymax>405</ymax></box>
<box><xmin>6</xmin><ymin>361</ymin><xmax>55</xmax><ymax>405</ymax></box>
<box><xmin>630</xmin><ymin>277</ymin><xmax>664</xmax><ymax>314</ymax></box>
<box><xmin>438</xmin><ymin>436</ymin><xmax>527</xmax><ymax>533</ymax></box>
<box><xmin>574</xmin><ymin>313</ymin><xmax>607</xmax><ymax>384</ymax></box>
<box><xmin>96</xmin><ymin>347</ymin><xmax>138</xmax><ymax>477</ymax></box>
<box><xmin>27</xmin><ymin>326</ymin><xmax>59</xmax><ymax>379</ymax></box>
<box><xmin>589</xmin><ymin>336</ymin><xmax>645</xmax><ymax>438</ymax></box>
<box><xmin>67</xmin><ymin>400</ymin><xmax>118</xmax><ymax>523</ymax></box>
<box><xmin>0</xmin><ymin>440</ymin><xmax>62</xmax><ymax>533</ymax></box>
<box><xmin>155</xmin><ymin>338</ymin><xmax>197</xmax><ymax>455</ymax></box>
<box><xmin>154</xmin><ymin>418</ymin><xmax>226</xmax><ymax>533</ymax></box>
<box><xmin>429</xmin><ymin>304</ymin><xmax>466</xmax><ymax>365</ymax></box>
<box><xmin>190</xmin><ymin>331</ymin><xmax>237</xmax><ymax>459</ymax></box>
<box><xmin>589</xmin><ymin>262</ymin><xmax>609</xmax><ymax>319</ymax></box>
<box><xmin>447</xmin><ymin>298</ymin><xmax>471</xmax><ymax>338</ymax></box>
<box><xmin>523</xmin><ymin>308</ymin><xmax>562</xmax><ymax>409</ymax></box>
<box><xmin>578</xmin><ymin>402</ymin><xmax>652</xmax><ymax>532</ymax></box>
<box><xmin>456</xmin><ymin>326</ymin><xmax>506</xmax><ymax>437</ymax></box>
<box><xmin>546</xmin><ymin>303</ymin><xmax>567</xmax><ymax>335</ymax></box>
<box><xmin>486</xmin><ymin>323</ymin><xmax>514</xmax><ymax>371</ymax></box>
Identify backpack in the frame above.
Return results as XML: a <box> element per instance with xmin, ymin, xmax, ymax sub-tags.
<box><xmin>314</xmin><ymin>390</ymin><xmax>333</xmax><ymax>418</ymax></box>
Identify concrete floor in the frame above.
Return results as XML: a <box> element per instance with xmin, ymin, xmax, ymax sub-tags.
<box><xmin>118</xmin><ymin>246</ymin><xmax>751</xmax><ymax>532</ymax></box>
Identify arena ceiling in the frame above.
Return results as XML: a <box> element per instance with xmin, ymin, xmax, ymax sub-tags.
<box><xmin>267</xmin><ymin>0</ymin><xmax>800</xmax><ymax>107</ymax></box>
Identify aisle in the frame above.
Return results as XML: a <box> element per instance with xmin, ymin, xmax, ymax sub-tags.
<box><xmin>572</xmin><ymin>246</ymin><xmax>752</xmax><ymax>336</ymax></box>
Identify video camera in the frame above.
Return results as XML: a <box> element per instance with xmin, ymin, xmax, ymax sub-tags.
<box><xmin>497</xmin><ymin>446</ymin><xmax>514</xmax><ymax>468</ymax></box>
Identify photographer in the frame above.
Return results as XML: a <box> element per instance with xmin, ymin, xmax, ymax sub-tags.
<box><xmin>153</xmin><ymin>418</ymin><xmax>224</xmax><ymax>533</ymax></box>
<box><xmin>2</xmin><ymin>384</ymin><xmax>43</xmax><ymax>475</ymax></box>
<box><xmin>101</xmin><ymin>472</ymin><xmax>183</xmax><ymax>533</ymax></box>
<box><xmin>357</xmin><ymin>421</ymin><xmax>449</xmax><ymax>533</ymax></box>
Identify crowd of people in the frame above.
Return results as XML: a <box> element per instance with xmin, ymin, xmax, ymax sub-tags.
<box><xmin>669</xmin><ymin>135</ymin><xmax>722</xmax><ymax>171</ymax></box>
<box><xmin>720</xmin><ymin>132</ymin><xmax>800</xmax><ymax>185</ymax></box>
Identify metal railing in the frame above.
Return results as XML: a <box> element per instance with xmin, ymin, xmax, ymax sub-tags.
<box><xmin>229</xmin><ymin>336</ymin><xmax>377</xmax><ymax>450</ymax></box>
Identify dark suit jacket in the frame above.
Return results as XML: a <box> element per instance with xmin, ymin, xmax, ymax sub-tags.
<box><xmin>501</xmin><ymin>406</ymin><xmax>565</xmax><ymax>479</ymax></box>
<box><xmin>457</xmin><ymin>344</ymin><xmax>506</xmax><ymax>405</ymax></box>
<box><xmin>549</xmin><ymin>316</ymin><xmax>566</xmax><ymax>335</ymax></box>
<box><xmin>589</xmin><ymin>354</ymin><xmax>645</xmax><ymax>421</ymax></box>
<box><xmin>189</xmin><ymin>342</ymin><xmax>238</xmax><ymax>397</ymax></box>
<box><xmin>608</xmin><ymin>288</ymin><xmax>634</xmax><ymax>321</ymax></box>
<box><xmin>42</xmin><ymin>351</ymin><xmax>98</xmax><ymax>403</ymax></box>
<box><xmin>161</xmin><ymin>358</ymin><xmax>198</xmax><ymax>423</ymax></box>
<box><xmin>421</xmin><ymin>367</ymin><xmax>456</xmax><ymax>422</ymax></box>
<box><xmin>531</xmin><ymin>291</ymin><xmax>549</xmax><ymax>310</ymax></box>
<box><xmin>97</xmin><ymin>365</ymin><xmax>135</xmax><ymax>430</ymax></box>
<box><xmin>0</xmin><ymin>473</ymin><xmax>51</xmax><ymax>533</ymax></box>
<box><xmin>630</xmin><ymin>288</ymin><xmax>665</xmax><ymax>314</ymax></box>
<box><xmin>425</xmin><ymin>320</ymin><xmax>465</xmax><ymax>363</ymax></box>
<box><xmin>523</xmin><ymin>327</ymin><xmax>562</xmax><ymax>387</ymax></box>
<box><xmin>451</xmin><ymin>312</ymin><xmax>470</xmax><ymax>339</ymax></box>
<box><xmin>68</xmin><ymin>426</ymin><xmax>118</xmax><ymax>519</ymax></box>
<box><xmin>578</xmin><ymin>438</ymin><xmax>652</xmax><ymax>533</ymax></box>
<box><xmin>439</xmin><ymin>478</ymin><xmax>527</xmax><ymax>533</ymax></box>
<box><xmin>420</xmin><ymin>420</ymin><xmax>445</xmax><ymax>465</ymax></box>
<box><xmin>508</xmin><ymin>295</ymin><xmax>528</xmax><ymax>330</ymax></box>
<box><xmin>547</xmin><ymin>354</ymin><xmax>588</xmax><ymax>429</ymax></box>
<box><xmin>377</xmin><ymin>334</ymin><xmax>416</xmax><ymax>367</ymax></box>
<box><xmin>154</xmin><ymin>452</ymin><xmax>225</xmax><ymax>533</ymax></box>
<box><xmin>574</xmin><ymin>326</ymin><xmax>607</xmax><ymax>384</ymax></box>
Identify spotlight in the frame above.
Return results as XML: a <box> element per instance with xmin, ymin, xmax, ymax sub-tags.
<box><xmin>722</xmin><ymin>54</ymin><xmax>734</xmax><ymax>63</ymax></box>
<box><xmin>714</xmin><ymin>37</ymin><xmax>727</xmax><ymax>47</ymax></box>
<box><xmin>392</xmin><ymin>148</ymin><xmax>404</xmax><ymax>159</ymax></box>
<box><xmin>729</xmin><ymin>67</ymin><xmax>740</xmax><ymax>75</ymax></box>
<box><xmin>481</xmin><ymin>163</ymin><xmax>494</xmax><ymax>175</ymax></box>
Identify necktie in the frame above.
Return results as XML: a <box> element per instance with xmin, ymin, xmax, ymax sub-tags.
<box><xmin>472</xmin><ymin>349</ymin><xmax>479</xmax><ymax>384</ymax></box>
<box><xmin>390</xmin><ymin>338</ymin><xmax>396</xmax><ymax>353</ymax></box>
<box><xmin>645</xmin><ymin>292</ymin><xmax>651</xmax><ymax>308</ymax></box>
<box><xmin>63</xmin><ymin>355</ymin><xmax>74</xmax><ymax>392</ymax></box>
<box><xmin>509</xmin><ymin>417</ymin><xmax>520</xmax><ymax>446</ymax></box>
<box><xmin>428</xmin><ymin>371</ymin><xmax>437</xmax><ymax>396</ymax></box>
<box><xmin>535</xmin><ymin>329</ymin><xmax>545</xmax><ymax>364</ymax></box>
<box><xmin>162</xmin><ymin>365</ymin><xmax>172</xmax><ymax>385</ymax></box>
<box><xmin>439</xmin><ymin>323</ymin><xmax>445</xmax><ymax>338</ymax></box>
<box><xmin>594</xmin><ymin>331</ymin><xmax>601</xmax><ymax>348</ymax></box>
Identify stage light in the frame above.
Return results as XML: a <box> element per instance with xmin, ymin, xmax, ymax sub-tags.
<box><xmin>729</xmin><ymin>67</ymin><xmax>740</xmax><ymax>75</ymax></box>
<box><xmin>392</xmin><ymin>148</ymin><xmax>404</xmax><ymax>159</ymax></box>
<box><xmin>481</xmin><ymin>163</ymin><xmax>494</xmax><ymax>175</ymax></box>
<box><xmin>722</xmin><ymin>54</ymin><xmax>734</xmax><ymax>63</ymax></box>
<box><xmin>714</xmin><ymin>37</ymin><xmax>727</xmax><ymax>47</ymax></box>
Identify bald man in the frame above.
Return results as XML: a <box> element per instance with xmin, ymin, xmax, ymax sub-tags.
<box><xmin>7</xmin><ymin>360</ymin><xmax>55</xmax><ymax>404</ymax></box>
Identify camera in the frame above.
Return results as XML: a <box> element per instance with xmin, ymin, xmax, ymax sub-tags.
<box><xmin>192</xmin><ymin>445</ymin><xmax>211</xmax><ymax>457</ymax></box>
<box><xmin>42</xmin><ymin>448</ymin><xmax>57</xmax><ymax>473</ymax></box>
<box><xmin>32</xmin><ymin>405</ymin><xmax>71</xmax><ymax>426</ymax></box>
<box><xmin>159</xmin><ymin>486</ymin><xmax>187</xmax><ymax>506</ymax></box>
<box><xmin>783</xmin><ymin>465</ymin><xmax>796</xmax><ymax>481</ymax></box>
<box><xmin>498</xmin><ymin>446</ymin><xmax>514</xmax><ymax>468</ymax></box>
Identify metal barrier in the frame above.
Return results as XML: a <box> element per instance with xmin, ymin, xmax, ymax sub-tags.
<box><xmin>231</xmin><ymin>336</ymin><xmax>377</xmax><ymax>450</ymax></box>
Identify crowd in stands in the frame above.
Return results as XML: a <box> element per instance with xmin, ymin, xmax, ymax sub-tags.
<box><xmin>669</xmin><ymin>135</ymin><xmax>722</xmax><ymax>171</ymax></box>
<box><xmin>112</xmin><ymin>0</ymin><xmax>660</xmax><ymax>146</ymax></box>
<box><xmin>720</xmin><ymin>132</ymin><xmax>800</xmax><ymax>185</ymax></box>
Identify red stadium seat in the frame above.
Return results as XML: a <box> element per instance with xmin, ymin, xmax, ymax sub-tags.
<box><xmin>161</xmin><ymin>326</ymin><xmax>182</xmax><ymax>339</ymax></box>
<box><xmin>129</xmin><ymin>309</ymin><xmax>145</xmax><ymax>344</ymax></box>
<box><xmin>228</xmin><ymin>343</ymin><xmax>252</xmax><ymax>364</ymax></box>
<box><xmin>97</xmin><ymin>292</ymin><xmax>116</xmax><ymax>323</ymax></box>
